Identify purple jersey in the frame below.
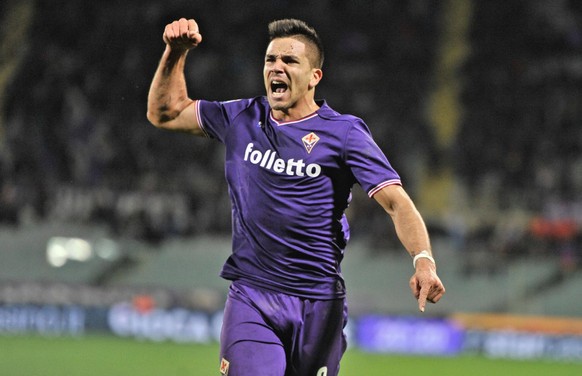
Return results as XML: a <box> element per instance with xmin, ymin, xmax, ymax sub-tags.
<box><xmin>197</xmin><ymin>97</ymin><xmax>401</xmax><ymax>299</ymax></box>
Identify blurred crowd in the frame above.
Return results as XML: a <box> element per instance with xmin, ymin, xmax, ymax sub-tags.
<box><xmin>1</xmin><ymin>0</ymin><xmax>581</xmax><ymax>271</ymax></box>
<box><xmin>456</xmin><ymin>0</ymin><xmax>582</xmax><ymax>274</ymax></box>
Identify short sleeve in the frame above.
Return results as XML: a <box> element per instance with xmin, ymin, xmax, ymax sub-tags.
<box><xmin>343</xmin><ymin>120</ymin><xmax>401</xmax><ymax>197</ymax></box>
<box><xmin>197</xmin><ymin>99</ymin><xmax>251</xmax><ymax>143</ymax></box>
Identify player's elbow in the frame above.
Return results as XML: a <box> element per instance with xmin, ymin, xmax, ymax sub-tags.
<box><xmin>146</xmin><ymin>110</ymin><xmax>158</xmax><ymax>127</ymax></box>
<box><xmin>146</xmin><ymin>110</ymin><xmax>161</xmax><ymax>128</ymax></box>
<box><xmin>146</xmin><ymin>108</ymin><xmax>173</xmax><ymax>129</ymax></box>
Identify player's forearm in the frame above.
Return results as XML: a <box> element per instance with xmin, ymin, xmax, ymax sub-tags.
<box><xmin>391</xmin><ymin>201</ymin><xmax>432</xmax><ymax>262</ymax></box>
<box><xmin>375</xmin><ymin>186</ymin><xmax>433</xmax><ymax>262</ymax></box>
<box><xmin>379</xmin><ymin>187</ymin><xmax>434</xmax><ymax>268</ymax></box>
<box><xmin>147</xmin><ymin>46</ymin><xmax>194</xmax><ymax>127</ymax></box>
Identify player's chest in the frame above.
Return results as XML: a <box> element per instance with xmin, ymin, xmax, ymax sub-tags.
<box><xmin>227</xmin><ymin>119</ymin><xmax>343</xmax><ymax>169</ymax></box>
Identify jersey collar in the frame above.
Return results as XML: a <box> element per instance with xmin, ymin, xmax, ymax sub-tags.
<box><xmin>268</xmin><ymin>100</ymin><xmax>330</xmax><ymax>126</ymax></box>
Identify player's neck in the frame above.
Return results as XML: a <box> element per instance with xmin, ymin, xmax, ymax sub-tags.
<box><xmin>271</xmin><ymin>100</ymin><xmax>320</xmax><ymax>122</ymax></box>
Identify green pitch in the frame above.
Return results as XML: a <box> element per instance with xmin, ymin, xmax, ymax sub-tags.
<box><xmin>1</xmin><ymin>335</ymin><xmax>581</xmax><ymax>376</ymax></box>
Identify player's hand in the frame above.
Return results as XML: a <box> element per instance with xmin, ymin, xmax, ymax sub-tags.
<box><xmin>163</xmin><ymin>18</ymin><xmax>202</xmax><ymax>51</ymax></box>
<box><xmin>409</xmin><ymin>259</ymin><xmax>445</xmax><ymax>312</ymax></box>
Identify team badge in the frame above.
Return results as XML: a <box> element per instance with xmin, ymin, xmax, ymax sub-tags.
<box><xmin>220</xmin><ymin>358</ymin><xmax>230</xmax><ymax>375</ymax></box>
<box><xmin>302</xmin><ymin>132</ymin><xmax>320</xmax><ymax>154</ymax></box>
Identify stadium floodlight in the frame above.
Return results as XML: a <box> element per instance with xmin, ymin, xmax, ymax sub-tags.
<box><xmin>46</xmin><ymin>237</ymin><xmax>93</xmax><ymax>267</ymax></box>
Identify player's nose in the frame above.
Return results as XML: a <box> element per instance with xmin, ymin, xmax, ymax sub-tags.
<box><xmin>271</xmin><ymin>58</ymin><xmax>286</xmax><ymax>73</ymax></box>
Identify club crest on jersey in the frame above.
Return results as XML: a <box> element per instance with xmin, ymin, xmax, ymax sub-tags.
<box><xmin>220</xmin><ymin>358</ymin><xmax>230</xmax><ymax>375</ymax></box>
<box><xmin>302</xmin><ymin>132</ymin><xmax>320</xmax><ymax>154</ymax></box>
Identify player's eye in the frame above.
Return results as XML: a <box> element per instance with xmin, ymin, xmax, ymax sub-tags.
<box><xmin>283</xmin><ymin>57</ymin><xmax>299</xmax><ymax>64</ymax></box>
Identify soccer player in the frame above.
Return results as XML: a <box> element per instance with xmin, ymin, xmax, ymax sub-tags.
<box><xmin>147</xmin><ymin>17</ymin><xmax>445</xmax><ymax>376</ymax></box>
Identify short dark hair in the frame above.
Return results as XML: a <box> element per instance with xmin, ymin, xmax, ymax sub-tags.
<box><xmin>267</xmin><ymin>19</ymin><xmax>324</xmax><ymax>68</ymax></box>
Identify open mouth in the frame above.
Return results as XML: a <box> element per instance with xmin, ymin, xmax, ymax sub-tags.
<box><xmin>270</xmin><ymin>80</ymin><xmax>288</xmax><ymax>94</ymax></box>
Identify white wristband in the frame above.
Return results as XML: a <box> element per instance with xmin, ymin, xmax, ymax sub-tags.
<box><xmin>413</xmin><ymin>250</ymin><xmax>435</xmax><ymax>268</ymax></box>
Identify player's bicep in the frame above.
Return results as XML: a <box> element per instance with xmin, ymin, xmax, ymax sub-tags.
<box><xmin>153</xmin><ymin>100</ymin><xmax>206</xmax><ymax>136</ymax></box>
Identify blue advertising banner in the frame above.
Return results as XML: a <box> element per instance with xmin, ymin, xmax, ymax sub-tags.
<box><xmin>356</xmin><ymin>315</ymin><xmax>464</xmax><ymax>355</ymax></box>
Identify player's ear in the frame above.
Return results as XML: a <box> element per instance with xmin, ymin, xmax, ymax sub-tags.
<box><xmin>309</xmin><ymin>68</ymin><xmax>323</xmax><ymax>89</ymax></box>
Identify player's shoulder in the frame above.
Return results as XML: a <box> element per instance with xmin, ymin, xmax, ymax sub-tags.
<box><xmin>317</xmin><ymin>101</ymin><xmax>365</xmax><ymax>125</ymax></box>
<box><xmin>217</xmin><ymin>96</ymin><xmax>264</xmax><ymax>111</ymax></box>
<box><xmin>317</xmin><ymin>101</ymin><xmax>371</xmax><ymax>137</ymax></box>
<box><xmin>215</xmin><ymin>96</ymin><xmax>268</xmax><ymax>119</ymax></box>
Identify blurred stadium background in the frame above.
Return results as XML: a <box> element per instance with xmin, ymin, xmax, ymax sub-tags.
<box><xmin>1</xmin><ymin>0</ymin><xmax>582</xmax><ymax>373</ymax></box>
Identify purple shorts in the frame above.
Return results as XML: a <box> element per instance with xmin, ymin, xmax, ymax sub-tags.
<box><xmin>219</xmin><ymin>281</ymin><xmax>348</xmax><ymax>376</ymax></box>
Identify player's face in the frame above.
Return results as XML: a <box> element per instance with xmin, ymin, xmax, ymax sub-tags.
<box><xmin>263</xmin><ymin>37</ymin><xmax>322</xmax><ymax>115</ymax></box>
